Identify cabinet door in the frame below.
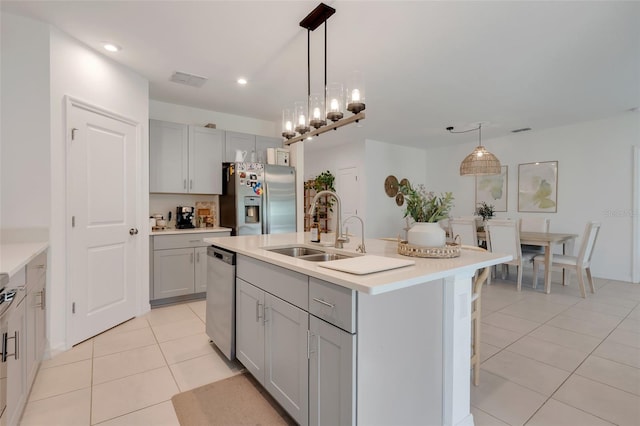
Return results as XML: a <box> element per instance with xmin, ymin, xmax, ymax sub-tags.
<box><xmin>188</xmin><ymin>126</ymin><xmax>224</xmax><ymax>194</ymax></box>
<box><xmin>153</xmin><ymin>248</ymin><xmax>195</xmax><ymax>299</ymax></box>
<box><xmin>149</xmin><ymin>119</ymin><xmax>189</xmax><ymax>193</ymax></box>
<box><xmin>309</xmin><ymin>316</ymin><xmax>356</xmax><ymax>426</ymax></box>
<box><xmin>6</xmin><ymin>297</ymin><xmax>27</xmax><ymax>426</ymax></box>
<box><xmin>194</xmin><ymin>246</ymin><xmax>208</xmax><ymax>293</ymax></box>
<box><xmin>264</xmin><ymin>293</ymin><xmax>309</xmax><ymax>426</ymax></box>
<box><xmin>235</xmin><ymin>278</ymin><xmax>265</xmax><ymax>384</ymax></box>
<box><xmin>224</xmin><ymin>131</ymin><xmax>255</xmax><ymax>162</ymax></box>
<box><xmin>255</xmin><ymin>135</ymin><xmax>281</xmax><ymax>164</ymax></box>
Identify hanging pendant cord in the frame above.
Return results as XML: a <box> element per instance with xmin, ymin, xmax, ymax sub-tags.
<box><xmin>324</xmin><ymin>21</ymin><xmax>327</xmax><ymax>113</ymax></box>
<box><xmin>307</xmin><ymin>29</ymin><xmax>311</xmax><ymax>116</ymax></box>
<box><xmin>446</xmin><ymin>123</ymin><xmax>483</xmax><ymax>146</ymax></box>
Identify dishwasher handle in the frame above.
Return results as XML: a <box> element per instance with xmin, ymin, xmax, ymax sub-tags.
<box><xmin>207</xmin><ymin>246</ymin><xmax>236</xmax><ymax>266</ymax></box>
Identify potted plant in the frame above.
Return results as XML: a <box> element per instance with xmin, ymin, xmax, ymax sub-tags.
<box><xmin>475</xmin><ymin>202</ymin><xmax>495</xmax><ymax>230</ymax></box>
<box><xmin>399</xmin><ymin>181</ymin><xmax>454</xmax><ymax>247</ymax></box>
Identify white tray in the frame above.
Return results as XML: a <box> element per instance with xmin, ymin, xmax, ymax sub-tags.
<box><xmin>317</xmin><ymin>255</ymin><xmax>415</xmax><ymax>275</ymax></box>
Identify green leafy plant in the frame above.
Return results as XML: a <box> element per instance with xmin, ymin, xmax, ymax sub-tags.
<box><xmin>399</xmin><ymin>182</ymin><xmax>454</xmax><ymax>223</ymax></box>
<box><xmin>475</xmin><ymin>202</ymin><xmax>495</xmax><ymax>221</ymax></box>
<box><xmin>311</xmin><ymin>170</ymin><xmax>336</xmax><ymax>213</ymax></box>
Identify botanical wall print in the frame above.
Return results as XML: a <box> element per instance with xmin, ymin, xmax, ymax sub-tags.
<box><xmin>475</xmin><ymin>166</ymin><xmax>508</xmax><ymax>212</ymax></box>
<box><xmin>518</xmin><ymin>161</ymin><xmax>558</xmax><ymax>212</ymax></box>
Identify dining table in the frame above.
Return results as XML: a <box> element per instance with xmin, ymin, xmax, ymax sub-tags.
<box><xmin>477</xmin><ymin>230</ymin><xmax>578</xmax><ymax>294</ymax></box>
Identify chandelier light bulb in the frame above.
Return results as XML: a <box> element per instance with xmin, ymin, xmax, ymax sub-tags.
<box><xmin>298</xmin><ymin>114</ymin><xmax>306</xmax><ymax>126</ymax></box>
<box><xmin>351</xmin><ymin>89</ymin><xmax>360</xmax><ymax>102</ymax></box>
<box><xmin>313</xmin><ymin>107</ymin><xmax>321</xmax><ymax>119</ymax></box>
<box><xmin>285</xmin><ymin>121</ymin><xmax>293</xmax><ymax>132</ymax></box>
<box><xmin>330</xmin><ymin>99</ymin><xmax>339</xmax><ymax>111</ymax></box>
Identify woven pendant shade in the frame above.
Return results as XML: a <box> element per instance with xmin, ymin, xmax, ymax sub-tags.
<box><xmin>460</xmin><ymin>145</ymin><xmax>501</xmax><ymax>176</ymax></box>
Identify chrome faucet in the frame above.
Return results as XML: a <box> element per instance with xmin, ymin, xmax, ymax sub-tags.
<box><xmin>343</xmin><ymin>215</ymin><xmax>366</xmax><ymax>253</ymax></box>
<box><xmin>308</xmin><ymin>190</ymin><xmax>348</xmax><ymax>249</ymax></box>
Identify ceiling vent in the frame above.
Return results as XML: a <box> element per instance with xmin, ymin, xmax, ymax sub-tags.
<box><xmin>511</xmin><ymin>127</ymin><xmax>532</xmax><ymax>133</ymax></box>
<box><xmin>170</xmin><ymin>71</ymin><xmax>208</xmax><ymax>88</ymax></box>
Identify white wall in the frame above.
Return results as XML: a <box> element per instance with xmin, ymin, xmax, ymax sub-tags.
<box><xmin>425</xmin><ymin>113</ymin><xmax>640</xmax><ymax>282</ymax></box>
<box><xmin>1</xmin><ymin>13</ymin><xmax>51</xmax><ymax>228</ymax></box>
<box><xmin>365</xmin><ymin>139</ymin><xmax>429</xmax><ymax>238</ymax></box>
<box><xmin>47</xmin><ymin>27</ymin><xmax>149</xmax><ymax>353</ymax></box>
<box><xmin>149</xmin><ymin>100</ymin><xmax>277</xmax><ymax>137</ymax></box>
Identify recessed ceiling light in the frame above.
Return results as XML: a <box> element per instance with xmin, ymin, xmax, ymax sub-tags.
<box><xmin>237</xmin><ymin>78</ymin><xmax>248</xmax><ymax>85</ymax></box>
<box><xmin>102</xmin><ymin>43</ymin><xmax>121</xmax><ymax>52</ymax></box>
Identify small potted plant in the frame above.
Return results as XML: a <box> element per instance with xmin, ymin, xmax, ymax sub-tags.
<box><xmin>475</xmin><ymin>202</ymin><xmax>495</xmax><ymax>230</ymax></box>
<box><xmin>398</xmin><ymin>181</ymin><xmax>454</xmax><ymax>247</ymax></box>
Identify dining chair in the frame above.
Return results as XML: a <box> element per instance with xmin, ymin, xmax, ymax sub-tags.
<box><xmin>486</xmin><ymin>219</ymin><xmax>524</xmax><ymax>291</ymax></box>
<box><xmin>532</xmin><ymin>221</ymin><xmax>601</xmax><ymax>298</ymax></box>
<box><xmin>449</xmin><ymin>218</ymin><xmax>478</xmax><ymax>247</ymax></box>
<box><xmin>519</xmin><ymin>217</ymin><xmax>550</xmax><ymax>257</ymax></box>
<box><xmin>463</xmin><ymin>245</ymin><xmax>491</xmax><ymax>386</ymax></box>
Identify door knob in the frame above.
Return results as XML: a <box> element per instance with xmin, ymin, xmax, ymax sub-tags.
<box><xmin>129</xmin><ymin>228</ymin><xmax>139</xmax><ymax>235</ymax></box>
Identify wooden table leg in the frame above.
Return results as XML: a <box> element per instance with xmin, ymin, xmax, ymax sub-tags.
<box><xmin>562</xmin><ymin>240</ymin><xmax>575</xmax><ymax>286</ymax></box>
<box><xmin>544</xmin><ymin>247</ymin><xmax>553</xmax><ymax>294</ymax></box>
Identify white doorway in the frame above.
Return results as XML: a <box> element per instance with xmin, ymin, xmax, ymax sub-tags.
<box><xmin>66</xmin><ymin>98</ymin><xmax>140</xmax><ymax>345</ymax></box>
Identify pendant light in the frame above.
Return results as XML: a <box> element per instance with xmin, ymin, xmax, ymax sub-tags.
<box><xmin>448</xmin><ymin>123</ymin><xmax>502</xmax><ymax>176</ymax></box>
<box><xmin>282</xmin><ymin>3</ymin><xmax>366</xmax><ymax>146</ymax></box>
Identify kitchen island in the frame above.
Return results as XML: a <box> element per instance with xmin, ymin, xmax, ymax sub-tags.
<box><xmin>204</xmin><ymin>232</ymin><xmax>510</xmax><ymax>426</ymax></box>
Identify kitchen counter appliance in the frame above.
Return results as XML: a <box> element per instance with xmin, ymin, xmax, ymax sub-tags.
<box><xmin>176</xmin><ymin>206</ymin><xmax>195</xmax><ymax>229</ymax></box>
<box><xmin>220</xmin><ymin>163</ymin><xmax>296</xmax><ymax>235</ymax></box>
<box><xmin>206</xmin><ymin>245</ymin><xmax>236</xmax><ymax>360</ymax></box>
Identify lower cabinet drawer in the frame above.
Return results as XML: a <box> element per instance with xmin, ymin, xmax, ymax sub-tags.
<box><xmin>153</xmin><ymin>232</ymin><xmax>229</xmax><ymax>250</ymax></box>
<box><xmin>309</xmin><ymin>278</ymin><xmax>356</xmax><ymax>333</ymax></box>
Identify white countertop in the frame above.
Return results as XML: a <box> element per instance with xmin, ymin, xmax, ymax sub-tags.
<box><xmin>204</xmin><ymin>233</ymin><xmax>511</xmax><ymax>295</ymax></box>
<box><xmin>151</xmin><ymin>227</ymin><xmax>231</xmax><ymax>236</ymax></box>
<box><xmin>0</xmin><ymin>242</ymin><xmax>49</xmax><ymax>278</ymax></box>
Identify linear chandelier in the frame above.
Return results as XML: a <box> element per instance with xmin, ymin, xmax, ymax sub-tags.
<box><xmin>447</xmin><ymin>123</ymin><xmax>502</xmax><ymax>176</ymax></box>
<box><xmin>282</xmin><ymin>3</ymin><xmax>366</xmax><ymax>146</ymax></box>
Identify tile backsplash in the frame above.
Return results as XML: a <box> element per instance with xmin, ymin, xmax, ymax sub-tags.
<box><xmin>149</xmin><ymin>194</ymin><xmax>219</xmax><ymax>228</ymax></box>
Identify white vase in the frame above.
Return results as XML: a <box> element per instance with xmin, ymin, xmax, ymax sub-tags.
<box><xmin>407</xmin><ymin>222</ymin><xmax>446</xmax><ymax>247</ymax></box>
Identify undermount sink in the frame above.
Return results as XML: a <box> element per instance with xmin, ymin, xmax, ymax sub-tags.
<box><xmin>267</xmin><ymin>246</ymin><xmax>325</xmax><ymax>257</ymax></box>
<box><xmin>265</xmin><ymin>245</ymin><xmax>355</xmax><ymax>262</ymax></box>
<box><xmin>297</xmin><ymin>253</ymin><xmax>353</xmax><ymax>262</ymax></box>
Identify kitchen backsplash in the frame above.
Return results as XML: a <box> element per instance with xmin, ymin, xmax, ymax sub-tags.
<box><xmin>149</xmin><ymin>194</ymin><xmax>219</xmax><ymax>228</ymax></box>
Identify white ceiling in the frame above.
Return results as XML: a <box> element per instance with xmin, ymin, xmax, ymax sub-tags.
<box><xmin>2</xmin><ymin>1</ymin><xmax>639</xmax><ymax>148</ymax></box>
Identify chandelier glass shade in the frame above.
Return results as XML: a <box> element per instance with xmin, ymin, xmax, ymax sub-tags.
<box><xmin>282</xmin><ymin>3</ymin><xmax>366</xmax><ymax>145</ymax></box>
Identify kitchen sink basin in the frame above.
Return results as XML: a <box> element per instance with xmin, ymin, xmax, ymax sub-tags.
<box><xmin>297</xmin><ymin>253</ymin><xmax>353</xmax><ymax>262</ymax></box>
<box><xmin>266</xmin><ymin>246</ymin><xmax>325</xmax><ymax>257</ymax></box>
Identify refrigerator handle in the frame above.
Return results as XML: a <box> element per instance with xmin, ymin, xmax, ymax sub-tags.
<box><xmin>262</xmin><ymin>182</ymin><xmax>269</xmax><ymax>234</ymax></box>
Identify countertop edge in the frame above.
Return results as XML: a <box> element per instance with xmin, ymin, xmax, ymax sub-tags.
<box><xmin>0</xmin><ymin>242</ymin><xmax>49</xmax><ymax>278</ymax></box>
<box><xmin>151</xmin><ymin>227</ymin><xmax>232</xmax><ymax>236</ymax></box>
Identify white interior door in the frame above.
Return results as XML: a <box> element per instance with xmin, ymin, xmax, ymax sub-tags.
<box><xmin>68</xmin><ymin>101</ymin><xmax>138</xmax><ymax>345</ymax></box>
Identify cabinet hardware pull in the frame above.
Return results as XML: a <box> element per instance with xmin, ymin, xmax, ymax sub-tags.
<box><xmin>190</xmin><ymin>179</ymin><xmax>193</xmax><ymax>189</ymax></box>
<box><xmin>184</xmin><ymin>179</ymin><xmax>187</xmax><ymax>189</ymax></box>
<box><xmin>190</xmin><ymin>253</ymin><xmax>194</xmax><ymax>263</ymax></box>
<box><xmin>197</xmin><ymin>252</ymin><xmax>200</xmax><ymax>263</ymax></box>
<box><xmin>42</xmin><ymin>287</ymin><xmax>46</xmax><ymax>310</ymax></box>
<box><xmin>307</xmin><ymin>330</ymin><xmax>310</xmax><ymax>359</ymax></box>
<box><xmin>312</xmin><ymin>297</ymin><xmax>335</xmax><ymax>309</ymax></box>
<box><xmin>188</xmin><ymin>240</ymin><xmax>200</xmax><ymax>243</ymax></box>
<box><xmin>263</xmin><ymin>306</ymin><xmax>269</xmax><ymax>324</ymax></box>
<box><xmin>3</xmin><ymin>331</ymin><xmax>18</xmax><ymax>362</ymax></box>
<box><xmin>256</xmin><ymin>301</ymin><xmax>262</xmax><ymax>321</ymax></box>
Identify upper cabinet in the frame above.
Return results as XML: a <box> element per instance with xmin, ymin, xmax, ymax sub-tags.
<box><xmin>150</xmin><ymin>119</ymin><xmax>223</xmax><ymax>194</ymax></box>
<box><xmin>224</xmin><ymin>132</ymin><xmax>282</xmax><ymax>163</ymax></box>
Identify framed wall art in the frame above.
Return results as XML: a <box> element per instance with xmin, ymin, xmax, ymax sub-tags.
<box><xmin>518</xmin><ymin>161</ymin><xmax>558</xmax><ymax>212</ymax></box>
<box><xmin>475</xmin><ymin>165</ymin><xmax>508</xmax><ymax>212</ymax></box>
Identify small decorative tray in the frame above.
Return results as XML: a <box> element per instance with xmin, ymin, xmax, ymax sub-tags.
<box><xmin>397</xmin><ymin>236</ymin><xmax>461</xmax><ymax>258</ymax></box>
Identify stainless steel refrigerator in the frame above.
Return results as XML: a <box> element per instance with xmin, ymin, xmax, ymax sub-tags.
<box><xmin>220</xmin><ymin>163</ymin><xmax>296</xmax><ymax>235</ymax></box>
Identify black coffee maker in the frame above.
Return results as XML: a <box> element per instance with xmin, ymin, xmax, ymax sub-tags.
<box><xmin>176</xmin><ymin>206</ymin><xmax>195</xmax><ymax>229</ymax></box>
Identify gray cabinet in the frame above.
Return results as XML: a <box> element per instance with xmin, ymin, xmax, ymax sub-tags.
<box><xmin>150</xmin><ymin>119</ymin><xmax>223</xmax><ymax>194</ymax></box>
<box><xmin>235</xmin><ymin>258</ymin><xmax>309</xmax><ymax>426</ymax></box>
<box><xmin>25</xmin><ymin>251</ymin><xmax>47</xmax><ymax>389</ymax></box>
<box><xmin>151</xmin><ymin>232</ymin><xmax>230</xmax><ymax>303</ymax></box>
<box><xmin>224</xmin><ymin>132</ymin><xmax>282</xmax><ymax>163</ymax></box>
<box><xmin>309</xmin><ymin>316</ymin><xmax>356</xmax><ymax>426</ymax></box>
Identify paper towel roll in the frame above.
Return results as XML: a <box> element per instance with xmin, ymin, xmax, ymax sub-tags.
<box><xmin>267</xmin><ymin>148</ymin><xmax>276</xmax><ymax>165</ymax></box>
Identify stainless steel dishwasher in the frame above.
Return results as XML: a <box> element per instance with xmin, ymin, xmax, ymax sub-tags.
<box><xmin>206</xmin><ymin>246</ymin><xmax>236</xmax><ymax>360</ymax></box>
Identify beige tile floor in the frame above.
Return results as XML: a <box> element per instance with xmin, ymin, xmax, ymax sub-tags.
<box><xmin>20</xmin><ymin>300</ymin><xmax>244</xmax><ymax>425</ymax></box>
<box><xmin>18</xmin><ymin>270</ymin><xmax>640</xmax><ymax>426</ymax></box>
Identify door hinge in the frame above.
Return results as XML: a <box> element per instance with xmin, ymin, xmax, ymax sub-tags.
<box><xmin>71</xmin><ymin>128</ymin><xmax>78</xmax><ymax>140</ymax></box>
<box><xmin>355</xmin><ymin>175</ymin><xmax>358</xmax><ymax>181</ymax></box>
<box><xmin>72</xmin><ymin>216</ymin><xmax>76</xmax><ymax>227</ymax></box>
<box><xmin>72</xmin><ymin>302</ymin><xmax>76</xmax><ymax>314</ymax></box>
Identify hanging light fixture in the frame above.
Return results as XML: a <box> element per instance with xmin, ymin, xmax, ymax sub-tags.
<box><xmin>282</xmin><ymin>3</ymin><xmax>366</xmax><ymax>146</ymax></box>
<box><xmin>447</xmin><ymin>123</ymin><xmax>502</xmax><ymax>176</ymax></box>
